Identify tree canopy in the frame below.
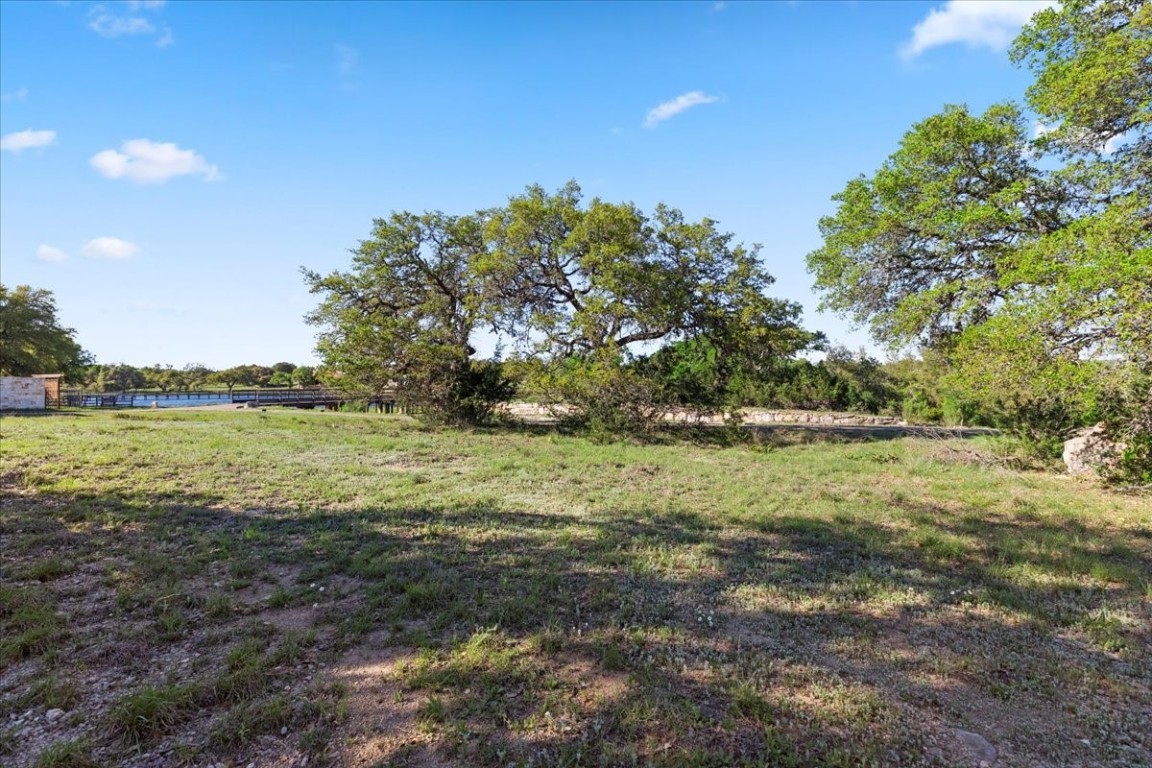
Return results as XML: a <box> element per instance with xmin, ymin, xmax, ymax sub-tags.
<box><xmin>0</xmin><ymin>284</ymin><xmax>89</xmax><ymax>378</ymax></box>
<box><xmin>807</xmin><ymin>0</ymin><xmax>1150</xmax><ymax>475</ymax></box>
<box><xmin>304</xmin><ymin>184</ymin><xmax>816</xmax><ymax>427</ymax></box>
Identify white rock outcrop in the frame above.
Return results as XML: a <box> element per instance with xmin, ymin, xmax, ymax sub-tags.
<box><xmin>1063</xmin><ymin>425</ymin><xmax>1123</xmax><ymax>475</ymax></box>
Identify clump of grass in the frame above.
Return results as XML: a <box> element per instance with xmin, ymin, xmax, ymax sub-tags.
<box><xmin>205</xmin><ymin>593</ymin><xmax>234</xmax><ymax>619</ymax></box>
<box><xmin>108</xmin><ymin>683</ymin><xmax>197</xmax><ymax>746</ymax></box>
<box><xmin>208</xmin><ymin>694</ymin><xmax>294</xmax><ymax>749</ymax></box>
<box><xmin>418</xmin><ymin>696</ymin><xmax>447</xmax><ymax>726</ymax></box>
<box><xmin>24</xmin><ymin>557</ymin><xmax>76</xmax><ymax>582</ymax></box>
<box><xmin>0</xmin><ymin>584</ymin><xmax>68</xmax><ymax>664</ymax></box>
<box><xmin>151</xmin><ymin>602</ymin><xmax>187</xmax><ymax>642</ymax></box>
<box><xmin>32</xmin><ymin>738</ymin><xmax>99</xmax><ymax>768</ymax></box>
<box><xmin>0</xmin><ymin>674</ymin><xmax>80</xmax><ymax>717</ymax></box>
<box><xmin>267</xmin><ymin>586</ymin><xmax>296</xmax><ymax>609</ymax></box>
<box><xmin>1079</xmin><ymin>607</ymin><xmax>1128</xmax><ymax>653</ymax></box>
<box><xmin>403</xmin><ymin>578</ymin><xmax>449</xmax><ymax>614</ymax></box>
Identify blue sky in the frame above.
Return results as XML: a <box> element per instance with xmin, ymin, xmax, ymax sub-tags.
<box><xmin>0</xmin><ymin>0</ymin><xmax>1053</xmax><ymax>368</ymax></box>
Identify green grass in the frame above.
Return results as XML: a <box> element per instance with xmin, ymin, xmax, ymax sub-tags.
<box><xmin>31</xmin><ymin>739</ymin><xmax>99</xmax><ymax>768</ymax></box>
<box><xmin>1</xmin><ymin>409</ymin><xmax>1149</xmax><ymax>767</ymax></box>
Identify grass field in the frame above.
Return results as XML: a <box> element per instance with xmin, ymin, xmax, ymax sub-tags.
<box><xmin>1</xmin><ymin>409</ymin><xmax>1149</xmax><ymax>768</ymax></box>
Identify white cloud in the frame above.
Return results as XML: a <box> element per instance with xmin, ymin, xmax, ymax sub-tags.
<box><xmin>644</xmin><ymin>91</ymin><xmax>720</xmax><ymax>129</ymax></box>
<box><xmin>89</xmin><ymin>9</ymin><xmax>154</xmax><ymax>37</ymax></box>
<box><xmin>1102</xmin><ymin>134</ymin><xmax>1125</xmax><ymax>154</ymax></box>
<box><xmin>901</xmin><ymin>1</ymin><xmax>1056</xmax><ymax>59</ymax></box>
<box><xmin>90</xmin><ymin>139</ymin><xmax>220</xmax><ymax>184</ymax></box>
<box><xmin>82</xmin><ymin>237</ymin><xmax>141</xmax><ymax>260</ymax></box>
<box><xmin>1</xmin><ymin>86</ymin><xmax>28</xmax><ymax>102</ymax></box>
<box><xmin>335</xmin><ymin>44</ymin><xmax>359</xmax><ymax>74</ymax></box>
<box><xmin>1036</xmin><ymin>120</ymin><xmax>1127</xmax><ymax>154</ymax></box>
<box><xmin>36</xmin><ymin>245</ymin><xmax>68</xmax><ymax>263</ymax></box>
<box><xmin>1</xmin><ymin>129</ymin><xmax>57</xmax><ymax>152</ymax></box>
<box><xmin>89</xmin><ymin>1</ymin><xmax>171</xmax><ymax>45</ymax></box>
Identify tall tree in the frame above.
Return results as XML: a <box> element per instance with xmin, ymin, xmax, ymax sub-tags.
<box><xmin>0</xmin><ymin>284</ymin><xmax>90</xmax><ymax>378</ymax></box>
<box><xmin>481</xmin><ymin>183</ymin><xmax>813</xmax><ymax>426</ymax></box>
<box><xmin>304</xmin><ymin>211</ymin><xmax>512</xmax><ymax>423</ymax></box>
<box><xmin>807</xmin><ymin>0</ymin><xmax>1150</xmax><ymax>475</ymax></box>
<box><xmin>482</xmin><ymin>182</ymin><xmax>802</xmax><ymax>360</ymax></box>
<box><xmin>807</xmin><ymin>103</ymin><xmax>1066</xmax><ymax>349</ymax></box>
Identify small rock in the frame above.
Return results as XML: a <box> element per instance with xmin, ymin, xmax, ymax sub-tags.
<box><xmin>45</xmin><ymin>708</ymin><xmax>65</xmax><ymax>723</ymax></box>
<box><xmin>281</xmin><ymin>726</ymin><xmax>289</xmax><ymax>736</ymax></box>
<box><xmin>954</xmin><ymin>729</ymin><xmax>998</xmax><ymax>764</ymax></box>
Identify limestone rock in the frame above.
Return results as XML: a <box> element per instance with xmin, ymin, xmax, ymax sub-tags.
<box><xmin>1063</xmin><ymin>425</ymin><xmax>1123</xmax><ymax>476</ymax></box>
<box><xmin>953</xmin><ymin>728</ymin><xmax>997</xmax><ymax>764</ymax></box>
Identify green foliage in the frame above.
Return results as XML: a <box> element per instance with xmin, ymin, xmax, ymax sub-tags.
<box><xmin>807</xmin><ymin>1</ymin><xmax>1151</xmax><ymax>470</ymax></box>
<box><xmin>807</xmin><ymin>102</ymin><xmax>1060</xmax><ymax>348</ymax></box>
<box><xmin>304</xmin><ymin>183</ymin><xmax>814</xmax><ymax>431</ymax></box>
<box><xmin>0</xmin><ymin>284</ymin><xmax>90</xmax><ymax>378</ymax></box>
<box><xmin>83</xmin><ymin>363</ymin><xmax>147</xmax><ymax>392</ymax></box>
<box><xmin>637</xmin><ymin>337</ymin><xmax>725</xmax><ymax>409</ymax></box>
<box><xmin>545</xmin><ymin>351</ymin><xmax>666</xmax><ymax>437</ymax></box>
<box><xmin>304</xmin><ymin>211</ymin><xmax>514</xmax><ymax>425</ymax></box>
<box><xmin>481</xmin><ymin>183</ymin><xmax>804</xmax><ymax>362</ymax></box>
<box><xmin>292</xmin><ymin>365</ymin><xmax>318</xmax><ymax>387</ymax></box>
<box><xmin>638</xmin><ymin>340</ymin><xmax>907</xmax><ymax>416</ymax></box>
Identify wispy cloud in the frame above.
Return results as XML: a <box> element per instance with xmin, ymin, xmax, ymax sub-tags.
<box><xmin>1</xmin><ymin>129</ymin><xmax>57</xmax><ymax>153</ymax></box>
<box><xmin>90</xmin><ymin>139</ymin><xmax>220</xmax><ymax>184</ymax></box>
<box><xmin>1</xmin><ymin>86</ymin><xmax>28</xmax><ymax>102</ymax></box>
<box><xmin>644</xmin><ymin>91</ymin><xmax>720</xmax><ymax>129</ymax></box>
<box><xmin>901</xmin><ymin>1</ymin><xmax>1056</xmax><ymax>59</ymax></box>
<box><xmin>89</xmin><ymin>1</ymin><xmax>172</xmax><ymax>47</ymax></box>
<box><xmin>89</xmin><ymin>9</ymin><xmax>154</xmax><ymax>37</ymax></box>
<box><xmin>83</xmin><ymin>237</ymin><xmax>141</xmax><ymax>260</ymax></box>
<box><xmin>335</xmin><ymin>44</ymin><xmax>359</xmax><ymax>75</ymax></box>
<box><xmin>36</xmin><ymin>245</ymin><xmax>68</xmax><ymax>263</ymax></box>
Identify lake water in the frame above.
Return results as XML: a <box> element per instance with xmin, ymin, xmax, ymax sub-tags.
<box><xmin>131</xmin><ymin>394</ymin><xmax>234</xmax><ymax>408</ymax></box>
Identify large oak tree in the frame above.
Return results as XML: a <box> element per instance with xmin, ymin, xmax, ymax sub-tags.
<box><xmin>807</xmin><ymin>0</ymin><xmax>1150</xmax><ymax>472</ymax></box>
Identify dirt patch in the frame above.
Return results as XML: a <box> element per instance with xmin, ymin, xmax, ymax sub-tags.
<box><xmin>333</xmin><ymin>645</ymin><xmax>452</xmax><ymax>768</ymax></box>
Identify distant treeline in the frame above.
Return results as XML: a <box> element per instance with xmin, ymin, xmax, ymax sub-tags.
<box><xmin>74</xmin><ymin>362</ymin><xmax>318</xmax><ymax>392</ymax></box>
<box><xmin>73</xmin><ymin>350</ymin><xmax>989</xmax><ymax>426</ymax></box>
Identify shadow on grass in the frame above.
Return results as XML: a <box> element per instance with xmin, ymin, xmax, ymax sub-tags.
<box><xmin>2</xmin><ymin>481</ymin><xmax>1148</xmax><ymax>767</ymax></box>
<box><xmin>0</xmin><ymin>409</ymin><xmax>91</xmax><ymax>419</ymax></box>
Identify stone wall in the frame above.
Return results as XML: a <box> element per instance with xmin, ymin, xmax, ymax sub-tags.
<box><xmin>0</xmin><ymin>377</ymin><xmax>47</xmax><ymax>410</ymax></box>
